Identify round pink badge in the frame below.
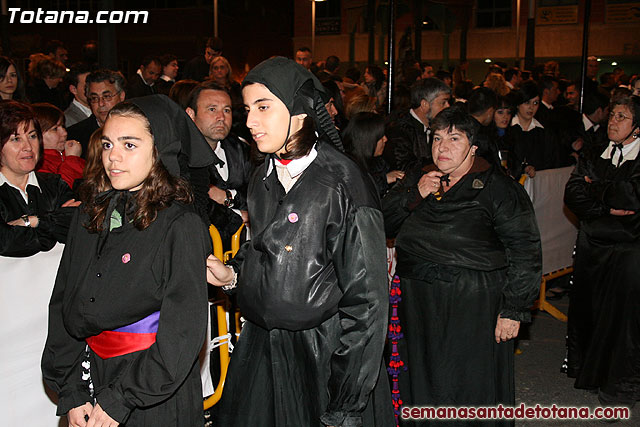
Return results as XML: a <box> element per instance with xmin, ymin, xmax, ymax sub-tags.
<box><xmin>288</xmin><ymin>213</ymin><xmax>299</xmax><ymax>223</ymax></box>
<box><xmin>122</xmin><ymin>253</ymin><xmax>131</xmax><ymax>264</ymax></box>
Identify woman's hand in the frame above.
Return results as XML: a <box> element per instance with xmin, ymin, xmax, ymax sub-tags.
<box><xmin>524</xmin><ymin>165</ymin><xmax>536</xmax><ymax>178</ymax></box>
<box><xmin>7</xmin><ymin>215</ymin><xmax>39</xmax><ymax>227</ymax></box>
<box><xmin>495</xmin><ymin>315</ymin><xmax>520</xmax><ymax>343</ymax></box>
<box><xmin>62</xmin><ymin>198</ymin><xmax>82</xmax><ymax>207</ymax></box>
<box><xmin>65</xmin><ymin>140</ymin><xmax>83</xmax><ymax>157</ymax></box>
<box><xmin>610</xmin><ymin>208</ymin><xmax>635</xmax><ymax>216</ymax></box>
<box><xmin>67</xmin><ymin>402</ymin><xmax>93</xmax><ymax>427</ymax></box>
<box><xmin>386</xmin><ymin>170</ymin><xmax>405</xmax><ymax>184</ymax></box>
<box><xmin>86</xmin><ymin>403</ymin><xmax>119</xmax><ymax>427</ymax></box>
<box><xmin>417</xmin><ymin>171</ymin><xmax>443</xmax><ymax>198</ymax></box>
<box><xmin>206</xmin><ymin>254</ymin><xmax>235</xmax><ymax>287</ymax></box>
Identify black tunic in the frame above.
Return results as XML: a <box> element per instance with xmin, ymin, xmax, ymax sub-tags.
<box><xmin>41</xmin><ymin>201</ymin><xmax>210</xmax><ymax>426</ymax></box>
<box><xmin>506</xmin><ymin>123</ymin><xmax>558</xmax><ymax>178</ymax></box>
<box><xmin>0</xmin><ymin>172</ymin><xmax>75</xmax><ymax>257</ymax></box>
<box><xmin>218</xmin><ymin>140</ymin><xmax>394</xmax><ymax>427</ymax></box>
<box><xmin>382</xmin><ymin>158</ymin><xmax>541</xmax><ymax>425</ymax></box>
<box><xmin>564</xmin><ymin>144</ymin><xmax>640</xmax><ymax>403</ymax></box>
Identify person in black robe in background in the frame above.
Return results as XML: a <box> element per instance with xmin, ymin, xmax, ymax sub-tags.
<box><xmin>42</xmin><ymin>99</ymin><xmax>212</xmax><ymax>427</ymax></box>
<box><xmin>564</xmin><ymin>95</ymin><xmax>640</xmax><ymax>409</ymax></box>
<box><xmin>383</xmin><ymin>106</ymin><xmax>541</xmax><ymax>426</ymax></box>
<box><xmin>206</xmin><ymin>57</ymin><xmax>394</xmax><ymax>427</ymax></box>
<box><xmin>0</xmin><ymin>100</ymin><xmax>77</xmax><ymax>257</ymax></box>
<box><xmin>506</xmin><ymin>81</ymin><xmax>558</xmax><ymax>178</ymax></box>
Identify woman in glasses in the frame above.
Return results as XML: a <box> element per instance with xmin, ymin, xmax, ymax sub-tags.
<box><xmin>564</xmin><ymin>95</ymin><xmax>640</xmax><ymax>410</ymax></box>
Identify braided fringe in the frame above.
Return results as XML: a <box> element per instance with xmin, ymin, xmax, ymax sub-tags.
<box><xmin>314</xmin><ymin>94</ymin><xmax>344</xmax><ymax>152</ymax></box>
<box><xmin>387</xmin><ymin>275</ymin><xmax>406</xmax><ymax>427</ymax></box>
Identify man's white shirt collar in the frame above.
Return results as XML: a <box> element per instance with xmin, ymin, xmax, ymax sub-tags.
<box><xmin>541</xmin><ymin>100</ymin><xmax>554</xmax><ymax>110</ymax></box>
<box><xmin>137</xmin><ymin>69</ymin><xmax>155</xmax><ymax>87</ymax></box>
<box><xmin>72</xmin><ymin>98</ymin><xmax>92</xmax><ymax>116</ymax></box>
<box><xmin>410</xmin><ymin>108</ymin><xmax>428</xmax><ymax>132</ymax></box>
<box><xmin>583</xmin><ymin>114</ymin><xmax>599</xmax><ymax>132</ymax></box>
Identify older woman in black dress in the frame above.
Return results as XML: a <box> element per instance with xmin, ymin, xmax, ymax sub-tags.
<box><xmin>564</xmin><ymin>95</ymin><xmax>640</xmax><ymax>409</ymax></box>
<box><xmin>383</xmin><ymin>106</ymin><xmax>541</xmax><ymax>425</ymax></box>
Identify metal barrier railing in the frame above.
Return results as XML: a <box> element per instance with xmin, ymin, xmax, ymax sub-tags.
<box><xmin>203</xmin><ymin>223</ymin><xmax>245</xmax><ymax>410</ymax></box>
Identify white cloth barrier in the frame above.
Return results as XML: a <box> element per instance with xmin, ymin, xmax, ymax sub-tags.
<box><xmin>523</xmin><ymin>166</ymin><xmax>578</xmax><ymax>275</ymax></box>
<box><xmin>0</xmin><ymin>243</ymin><xmax>64</xmax><ymax>426</ymax></box>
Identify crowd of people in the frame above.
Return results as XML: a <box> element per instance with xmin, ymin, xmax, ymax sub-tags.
<box><xmin>1</xmin><ymin>36</ymin><xmax>638</xmax><ymax>426</ymax></box>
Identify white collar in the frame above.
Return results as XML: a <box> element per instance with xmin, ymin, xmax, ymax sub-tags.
<box><xmin>410</xmin><ymin>108</ymin><xmax>428</xmax><ymax>132</ymax></box>
<box><xmin>511</xmin><ymin>115</ymin><xmax>544</xmax><ymax>131</ymax></box>
<box><xmin>72</xmin><ymin>98</ymin><xmax>92</xmax><ymax>116</ymax></box>
<box><xmin>137</xmin><ymin>69</ymin><xmax>155</xmax><ymax>87</ymax></box>
<box><xmin>541</xmin><ymin>100</ymin><xmax>554</xmax><ymax>110</ymax></box>
<box><xmin>506</xmin><ymin>81</ymin><xmax>514</xmax><ymax>89</ymax></box>
<box><xmin>601</xmin><ymin>138</ymin><xmax>640</xmax><ymax>166</ymax></box>
<box><xmin>582</xmin><ymin>114</ymin><xmax>599</xmax><ymax>132</ymax></box>
<box><xmin>160</xmin><ymin>75</ymin><xmax>174</xmax><ymax>83</ymax></box>
<box><xmin>266</xmin><ymin>144</ymin><xmax>318</xmax><ymax>178</ymax></box>
<box><xmin>0</xmin><ymin>171</ymin><xmax>41</xmax><ymax>203</ymax></box>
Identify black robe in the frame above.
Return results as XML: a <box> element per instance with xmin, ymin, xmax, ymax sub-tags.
<box><xmin>564</xmin><ymin>143</ymin><xmax>640</xmax><ymax>403</ymax></box>
<box><xmin>385</xmin><ymin>112</ymin><xmax>431</xmax><ymax>171</ymax></box>
<box><xmin>217</xmin><ymin>140</ymin><xmax>394</xmax><ymax>427</ymax></box>
<box><xmin>506</xmin><ymin>123</ymin><xmax>558</xmax><ymax>178</ymax></box>
<box><xmin>41</xmin><ymin>201</ymin><xmax>210</xmax><ymax>426</ymax></box>
<box><xmin>0</xmin><ymin>172</ymin><xmax>75</xmax><ymax>257</ymax></box>
<box><xmin>382</xmin><ymin>158</ymin><xmax>541</xmax><ymax>425</ymax></box>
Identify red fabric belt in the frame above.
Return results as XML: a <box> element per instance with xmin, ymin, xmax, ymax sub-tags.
<box><xmin>86</xmin><ymin>331</ymin><xmax>156</xmax><ymax>359</ymax></box>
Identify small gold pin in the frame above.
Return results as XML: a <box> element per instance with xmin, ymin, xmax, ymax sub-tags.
<box><xmin>285</xmin><ymin>245</ymin><xmax>293</xmax><ymax>252</ymax></box>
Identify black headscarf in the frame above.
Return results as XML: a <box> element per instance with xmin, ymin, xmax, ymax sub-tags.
<box><xmin>129</xmin><ymin>94</ymin><xmax>218</xmax><ymax>177</ymax></box>
<box><xmin>242</xmin><ymin>56</ymin><xmax>343</xmax><ymax>151</ymax></box>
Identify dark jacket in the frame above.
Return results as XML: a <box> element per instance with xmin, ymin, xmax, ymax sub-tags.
<box><xmin>506</xmin><ymin>123</ymin><xmax>559</xmax><ymax>177</ymax></box>
<box><xmin>385</xmin><ymin>111</ymin><xmax>431</xmax><ymax>171</ymax></box>
<box><xmin>207</xmin><ymin>134</ymin><xmax>252</xmax><ymax>244</ymax></box>
<box><xmin>67</xmin><ymin>115</ymin><xmax>100</xmax><ymax>158</ymax></box>
<box><xmin>382</xmin><ymin>157</ymin><xmax>542</xmax><ymax>321</ymax></box>
<box><xmin>227</xmin><ymin>139</ymin><xmax>389</xmax><ymax>423</ymax></box>
<box><xmin>0</xmin><ymin>172</ymin><xmax>75</xmax><ymax>257</ymax></box>
<box><xmin>126</xmin><ymin>73</ymin><xmax>155</xmax><ymax>99</ymax></box>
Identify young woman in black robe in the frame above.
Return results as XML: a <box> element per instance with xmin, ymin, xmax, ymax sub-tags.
<box><xmin>206</xmin><ymin>57</ymin><xmax>394</xmax><ymax>427</ymax></box>
<box><xmin>42</xmin><ymin>96</ymin><xmax>212</xmax><ymax>427</ymax></box>
<box><xmin>383</xmin><ymin>106</ymin><xmax>541</xmax><ymax>426</ymax></box>
<box><xmin>564</xmin><ymin>95</ymin><xmax>640</xmax><ymax>408</ymax></box>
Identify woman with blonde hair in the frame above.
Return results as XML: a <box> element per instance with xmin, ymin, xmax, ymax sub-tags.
<box><xmin>484</xmin><ymin>73</ymin><xmax>510</xmax><ymax>97</ymax></box>
<box><xmin>26</xmin><ymin>53</ymin><xmax>67</xmax><ymax>108</ymax></box>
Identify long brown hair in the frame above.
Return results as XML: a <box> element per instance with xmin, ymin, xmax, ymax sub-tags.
<box><xmin>79</xmin><ymin>102</ymin><xmax>193</xmax><ymax>233</ymax></box>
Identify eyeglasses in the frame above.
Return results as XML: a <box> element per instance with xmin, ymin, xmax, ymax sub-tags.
<box><xmin>88</xmin><ymin>91</ymin><xmax>120</xmax><ymax>104</ymax></box>
<box><xmin>609</xmin><ymin>112</ymin><xmax>632</xmax><ymax>122</ymax></box>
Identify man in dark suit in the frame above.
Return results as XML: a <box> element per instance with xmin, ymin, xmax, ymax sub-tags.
<box><xmin>183</xmin><ymin>37</ymin><xmax>223</xmax><ymax>82</ymax></box>
<box><xmin>64</xmin><ymin>63</ymin><xmax>93</xmax><ymax>127</ymax></box>
<box><xmin>67</xmin><ymin>69</ymin><xmax>126</xmax><ymax>157</ymax></box>
<box><xmin>535</xmin><ymin>75</ymin><xmax>561</xmax><ymax>129</ymax></box>
<box><xmin>186</xmin><ymin>81</ymin><xmax>252</xmax><ymax>246</ymax></box>
<box><xmin>384</xmin><ymin>77</ymin><xmax>451</xmax><ymax>171</ymax></box>
<box><xmin>126</xmin><ymin>56</ymin><xmax>161</xmax><ymax>98</ymax></box>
